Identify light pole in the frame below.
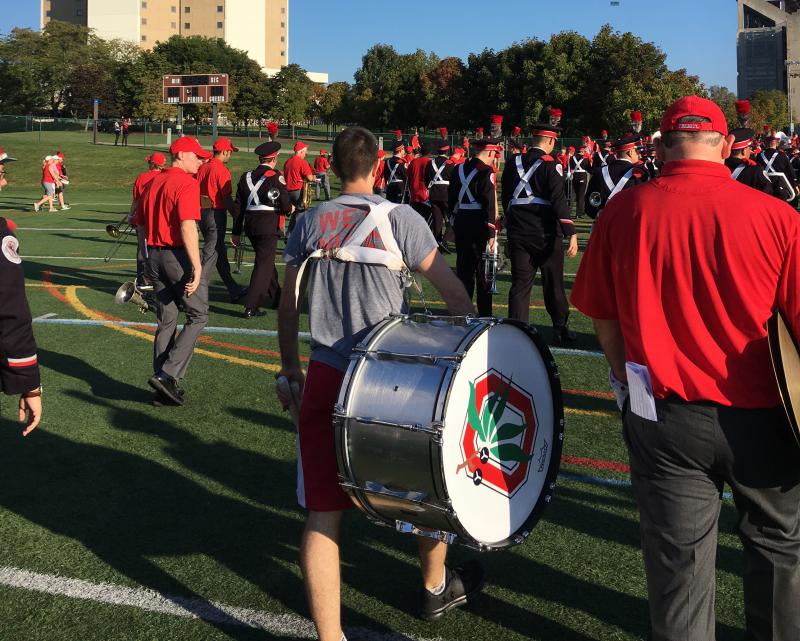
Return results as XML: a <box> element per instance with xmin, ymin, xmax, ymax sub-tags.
<box><xmin>785</xmin><ymin>60</ymin><xmax>800</xmax><ymax>135</ymax></box>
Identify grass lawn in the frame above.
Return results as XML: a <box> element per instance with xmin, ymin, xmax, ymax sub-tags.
<box><xmin>0</xmin><ymin>130</ymin><xmax>749</xmax><ymax>641</ymax></box>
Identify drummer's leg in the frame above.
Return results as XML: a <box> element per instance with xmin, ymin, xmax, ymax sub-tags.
<box><xmin>301</xmin><ymin>510</ymin><xmax>345</xmax><ymax>641</ymax></box>
<box><xmin>417</xmin><ymin>538</ymin><xmax>448</xmax><ymax>590</ymax></box>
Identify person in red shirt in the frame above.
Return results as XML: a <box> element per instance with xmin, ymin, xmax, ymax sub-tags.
<box><xmin>283</xmin><ymin>141</ymin><xmax>315</xmax><ymax>223</ymax></box>
<box><xmin>132</xmin><ymin>136</ymin><xmax>212</xmax><ymax>406</ymax></box>
<box><xmin>410</xmin><ymin>128</ymin><xmax>420</xmax><ymax>151</ymax></box>
<box><xmin>572</xmin><ymin>96</ymin><xmax>800</xmax><ymax>641</ymax></box>
<box><xmin>372</xmin><ymin>149</ymin><xmax>386</xmax><ymax>197</ymax></box>
<box><xmin>449</xmin><ymin>147</ymin><xmax>466</xmax><ymax>165</ymax></box>
<box><xmin>407</xmin><ymin>142</ymin><xmax>432</xmax><ymax>224</ymax></box>
<box><xmin>130</xmin><ymin>152</ymin><xmax>166</xmax><ymax>285</ymax></box>
<box><xmin>313</xmin><ymin>149</ymin><xmax>331</xmax><ymax>201</ymax></box>
<box><xmin>196</xmin><ymin>137</ymin><xmax>246</xmax><ymax>303</ymax></box>
<box><xmin>54</xmin><ymin>151</ymin><xmax>69</xmax><ymax>210</ymax></box>
<box><xmin>33</xmin><ymin>156</ymin><xmax>61</xmax><ymax>213</ymax></box>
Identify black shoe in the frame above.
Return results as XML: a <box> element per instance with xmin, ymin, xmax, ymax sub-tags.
<box><xmin>244</xmin><ymin>308</ymin><xmax>266</xmax><ymax>318</ymax></box>
<box><xmin>148</xmin><ymin>373</ymin><xmax>185</xmax><ymax>406</ymax></box>
<box><xmin>419</xmin><ymin>560</ymin><xmax>485</xmax><ymax>621</ymax></box>
<box><xmin>230</xmin><ymin>287</ymin><xmax>248</xmax><ymax>304</ymax></box>
<box><xmin>151</xmin><ymin>389</ymin><xmax>183</xmax><ymax>407</ymax></box>
<box><xmin>552</xmin><ymin>327</ymin><xmax>577</xmax><ymax>345</ymax></box>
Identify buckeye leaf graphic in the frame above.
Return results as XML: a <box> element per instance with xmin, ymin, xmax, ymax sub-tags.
<box><xmin>468</xmin><ymin>382</ymin><xmax>487</xmax><ymax>442</ymax></box>
<box><xmin>496</xmin><ymin>422</ymin><xmax>525</xmax><ymax>441</ymax></box>
<box><xmin>490</xmin><ymin>443</ymin><xmax>533</xmax><ymax>462</ymax></box>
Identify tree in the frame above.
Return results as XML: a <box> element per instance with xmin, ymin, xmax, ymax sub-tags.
<box><xmin>749</xmin><ymin>90</ymin><xmax>789</xmax><ymax>134</ymax></box>
<box><xmin>316</xmin><ymin>81</ymin><xmax>349</xmax><ymax>129</ymax></box>
<box><xmin>270</xmin><ymin>63</ymin><xmax>315</xmax><ymax>126</ymax></box>
<box><xmin>708</xmin><ymin>85</ymin><xmax>738</xmax><ymax>130</ymax></box>
<box><xmin>420</xmin><ymin>57</ymin><xmax>467</xmax><ymax>129</ymax></box>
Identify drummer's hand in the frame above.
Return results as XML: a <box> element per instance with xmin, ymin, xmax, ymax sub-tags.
<box><xmin>230</xmin><ymin>234</ymin><xmax>240</xmax><ymax>248</ymax></box>
<box><xmin>277</xmin><ymin>366</ymin><xmax>305</xmax><ymax>408</ymax></box>
<box><xmin>566</xmin><ymin>235</ymin><xmax>578</xmax><ymax>258</ymax></box>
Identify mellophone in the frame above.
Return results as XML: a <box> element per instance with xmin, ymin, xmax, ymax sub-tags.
<box><xmin>334</xmin><ymin>314</ymin><xmax>564</xmax><ymax>550</ymax></box>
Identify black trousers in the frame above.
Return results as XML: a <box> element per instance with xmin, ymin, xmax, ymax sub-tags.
<box><xmin>243</xmin><ymin>213</ymin><xmax>281</xmax><ymax>311</ymax></box>
<box><xmin>507</xmin><ymin>233</ymin><xmax>568</xmax><ymax>328</ymax></box>
<box><xmin>198</xmin><ymin>208</ymin><xmax>240</xmax><ymax>296</ymax></box>
<box><xmin>454</xmin><ymin>219</ymin><xmax>492</xmax><ymax>317</ymax></box>
<box><xmin>429</xmin><ymin>200</ymin><xmax>447</xmax><ymax>242</ymax></box>
<box><xmin>386</xmin><ymin>183</ymin><xmax>404</xmax><ymax>204</ymax></box>
<box><xmin>573</xmin><ymin>175</ymin><xmax>588</xmax><ymax>217</ymax></box>
<box><xmin>623</xmin><ymin>397</ymin><xmax>800</xmax><ymax>641</ymax></box>
<box><xmin>411</xmin><ymin>200</ymin><xmax>436</xmax><ymax>237</ymax></box>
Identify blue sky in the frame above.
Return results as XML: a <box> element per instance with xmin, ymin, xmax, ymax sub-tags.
<box><xmin>1</xmin><ymin>0</ymin><xmax>738</xmax><ymax>90</ymax></box>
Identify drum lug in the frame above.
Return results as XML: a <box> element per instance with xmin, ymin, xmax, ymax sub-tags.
<box><xmin>395</xmin><ymin>521</ymin><xmax>457</xmax><ymax>545</ymax></box>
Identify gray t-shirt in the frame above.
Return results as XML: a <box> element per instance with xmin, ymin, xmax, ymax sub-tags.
<box><xmin>284</xmin><ymin>193</ymin><xmax>438</xmax><ymax>371</ymax></box>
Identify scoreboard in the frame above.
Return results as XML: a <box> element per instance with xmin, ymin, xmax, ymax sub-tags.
<box><xmin>162</xmin><ymin>74</ymin><xmax>229</xmax><ymax>105</ymax></box>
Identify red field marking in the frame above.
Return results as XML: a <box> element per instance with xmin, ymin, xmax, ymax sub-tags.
<box><xmin>199</xmin><ymin>336</ymin><xmax>309</xmax><ymax>363</ymax></box>
<box><xmin>563</xmin><ymin>388</ymin><xmax>616</xmax><ymax>400</ymax></box>
<box><xmin>561</xmin><ymin>454</ymin><xmax>630</xmax><ymax>474</ymax></box>
<box><xmin>41</xmin><ymin>271</ymin><xmax>71</xmax><ymax>305</ymax></box>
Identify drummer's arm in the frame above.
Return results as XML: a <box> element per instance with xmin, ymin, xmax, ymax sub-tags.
<box><xmin>593</xmin><ymin>318</ymin><xmax>627</xmax><ymax>383</ymax></box>
<box><xmin>278</xmin><ymin>266</ymin><xmax>306</xmax><ymax>394</ymax></box>
<box><xmin>417</xmin><ymin>248</ymin><xmax>475</xmax><ymax>316</ymax></box>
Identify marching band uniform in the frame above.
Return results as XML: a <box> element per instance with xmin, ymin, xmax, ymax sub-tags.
<box><xmin>425</xmin><ymin>141</ymin><xmax>454</xmax><ymax>244</ymax></box>
<box><xmin>756</xmin><ymin>136</ymin><xmax>798</xmax><ymax>202</ymax></box>
<box><xmin>585</xmin><ymin>133</ymin><xmax>649</xmax><ymax>220</ymax></box>
<box><xmin>569</xmin><ymin>150</ymin><xmax>592</xmax><ymax>218</ymax></box>
<box><xmin>407</xmin><ymin>145</ymin><xmax>432</xmax><ymax>223</ymax></box>
<box><xmin>448</xmin><ymin>137</ymin><xmax>499</xmax><ymax>316</ymax></box>
<box><xmin>383</xmin><ymin>143</ymin><xmax>407</xmax><ymax>203</ymax></box>
<box><xmin>373</xmin><ymin>150</ymin><xmax>387</xmax><ymax>197</ymax></box>
<box><xmin>501</xmin><ymin>123</ymin><xmax>576</xmax><ymax>342</ymax></box>
<box><xmin>726</xmin><ymin>129</ymin><xmax>773</xmax><ymax>196</ymax></box>
<box><xmin>234</xmin><ymin>142</ymin><xmax>292</xmax><ymax>317</ymax></box>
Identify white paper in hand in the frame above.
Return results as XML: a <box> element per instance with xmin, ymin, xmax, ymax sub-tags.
<box><xmin>625</xmin><ymin>362</ymin><xmax>658</xmax><ymax>421</ymax></box>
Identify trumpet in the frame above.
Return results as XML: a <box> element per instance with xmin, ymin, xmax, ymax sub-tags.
<box><xmin>105</xmin><ymin>214</ymin><xmax>134</xmax><ymax>262</ymax></box>
<box><xmin>114</xmin><ymin>281</ymin><xmax>155</xmax><ymax>314</ymax></box>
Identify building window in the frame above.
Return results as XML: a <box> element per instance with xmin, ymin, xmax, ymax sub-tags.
<box><xmin>46</xmin><ymin>10</ymin><xmax>51</xmax><ymax>16</ymax></box>
<box><xmin>171</xmin><ymin>5</ymin><xmax>176</xmax><ymax>12</ymax></box>
<box><xmin>184</xmin><ymin>5</ymin><xmax>190</xmax><ymax>12</ymax></box>
<box><xmin>171</xmin><ymin>21</ymin><xmax>176</xmax><ymax>28</ymax></box>
<box><xmin>141</xmin><ymin>0</ymin><xmax>147</xmax><ymax>7</ymax></box>
<box><xmin>141</xmin><ymin>35</ymin><xmax>147</xmax><ymax>42</ymax></box>
<box><xmin>281</xmin><ymin>50</ymin><xmax>285</xmax><ymax>56</ymax></box>
<box><xmin>184</xmin><ymin>22</ymin><xmax>190</xmax><ymax>29</ymax></box>
<box><xmin>280</xmin><ymin>36</ymin><xmax>285</xmax><ymax>42</ymax></box>
<box><xmin>217</xmin><ymin>5</ymin><xmax>223</xmax><ymax>11</ymax></box>
<box><xmin>141</xmin><ymin>17</ymin><xmax>147</xmax><ymax>24</ymax></box>
<box><xmin>281</xmin><ymin>7</ymin><xmax>286</xmax><ymax>13</ymax></box>
<box><xmin>217</xmin><ymin>21</ymin><xmax>223</xmax><ymax>28</ymax></box>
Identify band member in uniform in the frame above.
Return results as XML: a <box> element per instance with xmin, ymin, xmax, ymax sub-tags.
<box><xmin>448</xmin><ymin>137</ymin><xmax>502</xmax><ymax>316</ymax></box>
<box><xmin>283</xmin><ymin>142</ymin><xmax>315</xmax><ymax>221</ymax></box>
<box><xmin>572</xmin><ymin>94</ymin><xmax>800</xmax><ymax>641</ymax></box>
<box><xmin>425</xmin><ymin>139</ymin><xmax>454</xmax><ymax>247</ymax></box>
<box><xmin>585</xmin><ymin>133</ymin><xmax>648</xmax><ymax>219</ymax></box>
<box><xmin>372</xmin><ymin>149</ymin><xmax>387</xmax><ymax>197</ymax></box>
<box><xmin>643</xmin><ymin>140</ymin><xmax>663</xmax><ymax>179</ymax></box>
<box><xmin>197</xmin><ymin>137</ymin><xmax>247</xmax><ymax>302</ymax></box>
<box><xmin>233</xmin><ymin>142</ymin><xmax>292</xmax><ymax>318</ymax></box>
<box><xmin>726</xmin><ymin>128</ymin><xmax>773</xmax><ymax>195</ymax></box>
<box><xmin>132</xmin><ymin>136</ymin><xmax>211</xmax><ymax>406</ymax></box>
<box><xmin>391</xmin><ymin>129</ymin><xmax>404</xmax><ymax>149</ymax></box>
<box><xmin>569</xmin><ymin>145</ymin><xmax>592</xmax><ymax>218</ymax></box>
<box><xmin>130</xmin><ymin>152</ymin><xmax>166</xmax><ymax>285</ymax></box>
<box><xmin>735</xmin><ymin>99</ymin><xmax>752</xmax><ymax>128</ymax></box>
<box><xmin>757</xmin><ymin>132</ymin><xmax>799</xmax><ymax>202</ymax></box>
<box><xmin>450</xmin><ymin>147</ymin><xmax>466</xmax><ymax>165</ymax></box>
<box><xmin>502</xmin><ymin>122</ymin><xmax>578</xmax><ymax>343</ymax></box>
<box><xmin>407</xmin><ymin>142</ymin><xmax>432</xmax><ymax>223</ymax></box>
<box><xmin>593</xmin><ymin>134</ymin><xmax>611</xmax><ymax>168</ymax></box>
<box><xmin>278</xmin><ymin>126</ymin><xmax>483</xmax><ymax>641</ymax></box>
<box><xmin>313</xmin><ymin>149</ymin><xmax>331</xmax><ymax>201</ymax></box>
<box><xmin>0</xmin><ymin>158</ymin><xmax>43</xmax><ymax>435</ymax></box>
<box><xmin>791</xmin><ymin>147</ymin><xmax>800</xmax><ymax>183</ymax></box>
<box><xmin>266</xmin><ymin>121</ymin><xmax>279</xmax><ymax>142</ymax></box>
<box><xmin>383</xmin><ymin>141</ymin><xmax>407</xmax><ymax>203</ymax></box>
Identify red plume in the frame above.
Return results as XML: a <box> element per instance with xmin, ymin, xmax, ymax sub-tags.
<box><xmin>549</xmin><ymin>108</ymin><xmax>563</xmax><ymax>126</ymax></box>
<box><xmin>439</xmin><ymin>127</ymin><xmax>448</xmax><ymax>138</ymax></box>
<box><xmin>266</xmin><ymin>121</ymin><xmax>279</xmax><ymax>137</ymax></box>
<box><xmin>512</xmin><ymin>126</ymin><xmax>521</xmax><ymax>136</ymax></box>
<box><xmin>735</xmin><ymin>100</ymin><xmax>751</xmax><ymax>115</ymax></box>
<box><xmin>630</xmin><ymin>111</ymin><xmax>643</xmax><ymax>133</ymax></box>
<box><xmin>490</xmin><ymin>115</ymin><xmax>503</xmax><ymax>124</ymax></box>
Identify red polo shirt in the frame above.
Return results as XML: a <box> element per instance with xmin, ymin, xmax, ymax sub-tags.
<box><xmin>132</xmin><ymin>167</ymin><xmax>201</xmax><ymax>247</ymax></box>
<box><xmin>196</xmin><ymin>157</ymin><xmax>232</xmax><ymax>209</ymax></box>
<box><xmin>572</xmin><ymin>159</ymin><xmax>800</xmax><ymax>408</ymax></box>
<box><xmin>283</xmin><ymin>155</ymin><xmax>313</xmax><ymax>191</ymax></box>
<box><xmin>313</xmin><ymin>156</ymin><xmax>330</xmax><ymax>174</ymax></box>
<box><xmin>132</xmin><ymin>168</ymin><xmax>160</xmax><ymax>201</ymax></box>
<box><xmin>407</xmin><ymin>156</ymin><xmax>431</xmax><ymax>203</ymax></box>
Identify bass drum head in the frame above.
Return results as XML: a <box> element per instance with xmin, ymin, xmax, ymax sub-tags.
<box><xmin>441</xmin><ymin>321</ymin><xmax>563</xmax><ymax>548</ymax></box>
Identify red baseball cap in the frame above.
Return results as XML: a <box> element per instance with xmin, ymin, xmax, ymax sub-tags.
<box><xmin>319</xmin><ymin>149</ymin><xmax>327</xmax><ymax>155</ymax></box>
<box><xmin>213</xmin><ymin>137</ymin><xmax>239</xmax><ymax>152</ymax></box>
<box><xmin>660</xmin><ymin>96</ymin><xmax>728</xmax><ymax>136</ymax></box>
<box><xmin>293</xmin><ymin>141</ymin><xmax>308</xmax><ymax>152</ymax></box>
<box><xmin>146</xmin><ymin>152</ymin><xmax>167</xmax><ymax>166</ymax></box>
<box><xmin>169</xmin><ymin>136</ymin><xmax>212</xmax><ymax>159</ymax></box>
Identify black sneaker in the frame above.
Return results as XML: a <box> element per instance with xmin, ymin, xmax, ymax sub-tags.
<box><xmin>244</xmin><ymin>308</ymin><xmax>266</xmax><ymax>318</ymax></box>
<box><xmin>148</xmin><ymin>373</ymin><xmax>185</xmax><ymax>406</ymax></box>
<box><xmin>419</xmin><ymin>560</ymin><xmax>485</xmax><ymax>621</ymax></box>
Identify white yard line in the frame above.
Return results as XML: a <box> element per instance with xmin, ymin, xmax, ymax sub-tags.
<box><xmin>0</xmin><ymin>566</ymin><xmax>442</xmax><ymax>640</ymax></box>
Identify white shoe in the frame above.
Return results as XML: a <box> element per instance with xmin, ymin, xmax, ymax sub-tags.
<box><xmin>61</xmin><ymin>205</ymin><xmax>71</xmax><ymax>210</ymax></box>
<box><xmin>33</xmin><ymin>203</ymin><xmax>40</xmax><ymax>212</ymax></box>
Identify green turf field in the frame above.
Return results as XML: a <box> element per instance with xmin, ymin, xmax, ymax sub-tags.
<box><xmin>0</xmin><ymin>131</ymin><xmax>749</xmax><ymax>641</ymax></box>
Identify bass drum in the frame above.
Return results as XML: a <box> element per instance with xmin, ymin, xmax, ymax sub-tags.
<box><xmin>334</xmin><ymin>315</ymin><xmax>564</xmax><ymax>550</ymax></box>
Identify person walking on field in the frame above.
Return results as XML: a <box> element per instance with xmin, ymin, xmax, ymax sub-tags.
<box><xmin>122</xmin><ymin>118</ymin><xmax>130</xmax><ymax>147</ymax></box>
<box><xmin>33</xmin><ymin>156</ymin><xmax>61</xmax><ymax>213</ymax></box>
<box><xmin>114</xmin><ymin>120</ymin><xmax>121</xmax><ymax>146</ymax></box>
<box><xmin>313</xmin><ymin>149</ymin><xmax>331</xmax><ymax>201</ymax></box>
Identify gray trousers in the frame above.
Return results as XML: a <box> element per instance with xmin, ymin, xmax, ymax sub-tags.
<box><xmin>314</xmin><ymin>173</ymin><xmax>331</xmax><ymax>200</ymax></box>
<box><xmin>198</xmin><ymin>208</ymin><xmax>239</xmax><ymax>294</ymax></box>
<box><xmin>145</xmin><ymin>246</ymin><xmax>209</xmax><ymax>381</ymax></box>
<box><xmin>623</xmin><ymin>397</ymin><xmax>800</xmax><ymax>641</ymax></box>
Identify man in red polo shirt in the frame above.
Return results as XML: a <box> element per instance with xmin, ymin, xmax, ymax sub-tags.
<box><xmin>312</xmin><ymin>149</ymin><xmax>331</xmax><ymax>201</ymax></box>
<box><xmin>283</xmin><ymin>141</ymin><xmax>314</xmax><ymax>224</ymax></box>
<box><xmin>129</xmin><ymin>152</ymin><xmax>166</xmax><ymax>286</ymax></box>
<box><xmin>197</xmin><ymin>137</ymin><xmax>246</xmax><ymax>302</ymax></box>
<box><xmin>133</xmin><ymin>136</ymin><xmax>211</xmax><ymax>406</ymax></box>
<box><xmin>407</xmin><ymin>142</ymin><xmax>432</xmax><ymax>224</ymax></box>
<box><xmin>572</xmin><ymin>96</ymin><xmax>800</xmax><ymax>641</ymax></box>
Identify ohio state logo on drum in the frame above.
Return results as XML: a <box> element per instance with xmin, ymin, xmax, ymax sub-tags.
<box><xmin>457</xmin><ymin>369</ymin><xmax>541</xmax><ymax>497</ymax></box>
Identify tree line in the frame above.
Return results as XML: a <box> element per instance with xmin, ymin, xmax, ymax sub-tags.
<box><xmin>0</xmin><ymin>22</ymin><xmax>789</xmax><ymax>136</ymax></box>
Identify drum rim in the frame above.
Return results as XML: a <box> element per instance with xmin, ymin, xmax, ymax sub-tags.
<box><xmin>767</xmin><ymin>309</ymin><xmax>800</xmax><ymax>449</ymax></box>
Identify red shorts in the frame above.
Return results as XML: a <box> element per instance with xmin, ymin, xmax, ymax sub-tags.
<box><xmin>298</xmin><ymin>360</ymin><xmax>353</xmax><ymax>512</ymax></box>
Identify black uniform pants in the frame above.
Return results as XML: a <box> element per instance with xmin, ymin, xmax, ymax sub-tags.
<box><xmin>507</xmin><ymin>234</ymin><xmax>568</xmax><ymax>328</ymax></box>
<box><xmin>199</xmin><ymin>208</ymin><xmax>240</xmax><ymax>296</ymax></box>
<box><xmin>429</xmin><ymin>200</ymin><xmax>447</xmax><ymax>242</ymax></box>
<box><xmin>623</xmin><ymin>397</ymin><xmax>800</xmax><ymax>641</ymax></box>
<box><xmin>454</xmin><ymin>218</ymin><xmax>492</xmax><ymax>317</ymax></box>
<box><xmin>386</xmin><ymin>183</ymin><xmax>404</xmax><ymax>204</ymax></box>
<box><xmin>244</xmin><ymin>212</ymin><xmax>281</xmax><ymax>311</ymax></box>
<box><xmin>573</xmin><ymin>174</ymin><xmax>588</xmax><ymax>217</ymax></box>
<box><xmin>411</xmin><ymin>201</ymin><xmax>436</xmax><ymax>237</ymax></box>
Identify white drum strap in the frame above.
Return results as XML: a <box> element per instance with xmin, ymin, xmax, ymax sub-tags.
<box><xmin>731</xmin><ymin>165</ymin><xmax>746</xmax><ymax>181</ymax></box>
<box><xmin>457</xmin><ymin>164</ymin><xmax>481</xmax><ymax>210</ymax></box>
<box><xmin>427</xmin><ymin>159</ymin><xmax>449</xmax><ymax>188</ymax></box>
<box><xmin>510</xmin><ymin>157</ymin><xmax>550</xmax><ymax>206</ymax></box>
<box><xmin>245</xmin><ymin>172</ymin><xmax>276</xmax><ymax>211</ymax></box>
<box><xmin>570</xmin><ymin>157</ymin><xmax>586</xmax><ymax>173</ymax></box>
<box><xmin>294</xmin><ymin>197</ymin><xmax>408</xmax><ymax>303</ymax></box>
<box><xmin>388</xmin><ymin>159</ymin><xmax>403</xmax><ymax>183</ymax></box>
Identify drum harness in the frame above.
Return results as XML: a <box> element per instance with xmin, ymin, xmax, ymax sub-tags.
<box><xmin>427</xmin><ymin>158</ymin><xmax>449</xmax><ymax>190</ymax></box>
<box><xmin>509</xmin><ymin>156</ymin><xmax>551</xmax><ymax>207</ymax></box>
<box><xmin>244</xmin><ymin>170</ymin><xmax>278</xmax><ymax>212</ymax></box>
<box><xmin>569</xmin><ymin>155</ymin><xmax>588</xmax><ymax>178</ymax></box>
<box><xmin>759</xmin><ymin>151</ymin><xmax>795</xmax><ymax>200</ymax></box>
<box><xmin>293</xmin><ymin>196</ymin><xmax>430</xmax><ymax>311</ymax></box>
<box><xmin>387</xmin><ymin>158</ymin><xmax>404</xmax><ymax>184</ymax></box>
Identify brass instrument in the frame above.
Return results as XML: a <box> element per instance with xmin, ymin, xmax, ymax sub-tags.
<box><xmin>114</xmin><ymin>281</ymin><xmax>154</xmax><ymax>314</ymax></box>
<box><xmin>105</xmin><ymin>214</ymin><xmax>134</xmax><ymax>262</ymax></box>
<box><xmin>482</xmin><ymin>231</ymin><xmax>500</xmax><ymax>296</ymax></box>
<box><xmin>301</xmin><ymin>179</ymin><xmax>314</xmax><ymax>210</ymax></box>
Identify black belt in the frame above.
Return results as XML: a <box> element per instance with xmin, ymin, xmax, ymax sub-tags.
<box><xmin>147</xmin><ymin>245</ymin><xmax>183</xmax><ymax>251</ymax></box>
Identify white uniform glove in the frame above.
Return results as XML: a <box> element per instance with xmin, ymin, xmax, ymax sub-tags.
<box><xmin>608</xmin><ymin>368</ymin><xmax>629</xmax><ymax>411</ymax></box>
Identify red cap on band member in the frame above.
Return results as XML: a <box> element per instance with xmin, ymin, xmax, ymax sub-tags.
<box><xmin>549</xmin><ymin>108</ymin><xmax>562</xmax><ymax>118</ymax></box>
<box><xmin>601</xmin><ymin>130</ymin><xmax>608</xmax><ymax>138</ymax></box>
<box><xmin>146</xmin><ymin>152</ymin><xmax>167</xmax><ymax>166</ymax></box>
<box><xmin>630</xmin><ymin>111</ymin><xmax>643</xmax><ymax>122</ymax></box>
<box><xmin>659</xmin><ymin>95</ymin><xmax>728</xmax><ymax>136</ymax></box>
<box><xmin>735</xmin><ymin>100</ymin><xmax>751</xmax><ymax>115</ymax></box>
<box><xmin>439</xmin><ymin>127</ymin><xmax>448</xmax><ymax>137</ymax></box>
<box><xmin>476</xmin><ymin>127</ymin><xmax>484</xmax><ymax>135</ymax></box>
<box><xmin>512</xmin><ymin>126</ymin><xmax>521</xmax><ymax>135</ymax></box>
<box><xmin>394</xmin><ymin>130</ymin><xmax>402</xmax><ymax>137</ymax></box>
<box><xmin>169</xmin><ymin>136</ymin><xmax>212</xmax><ymax>159</ymax></box>
<box><xmin>491</xmin><ymin>115</ymin><xmax>503</xmax><ymax>124</ymax></box>
<box><xmin>377</xmin><ymin>149</ymin><xmax>386</xmax><ymax>158</ymax></box>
